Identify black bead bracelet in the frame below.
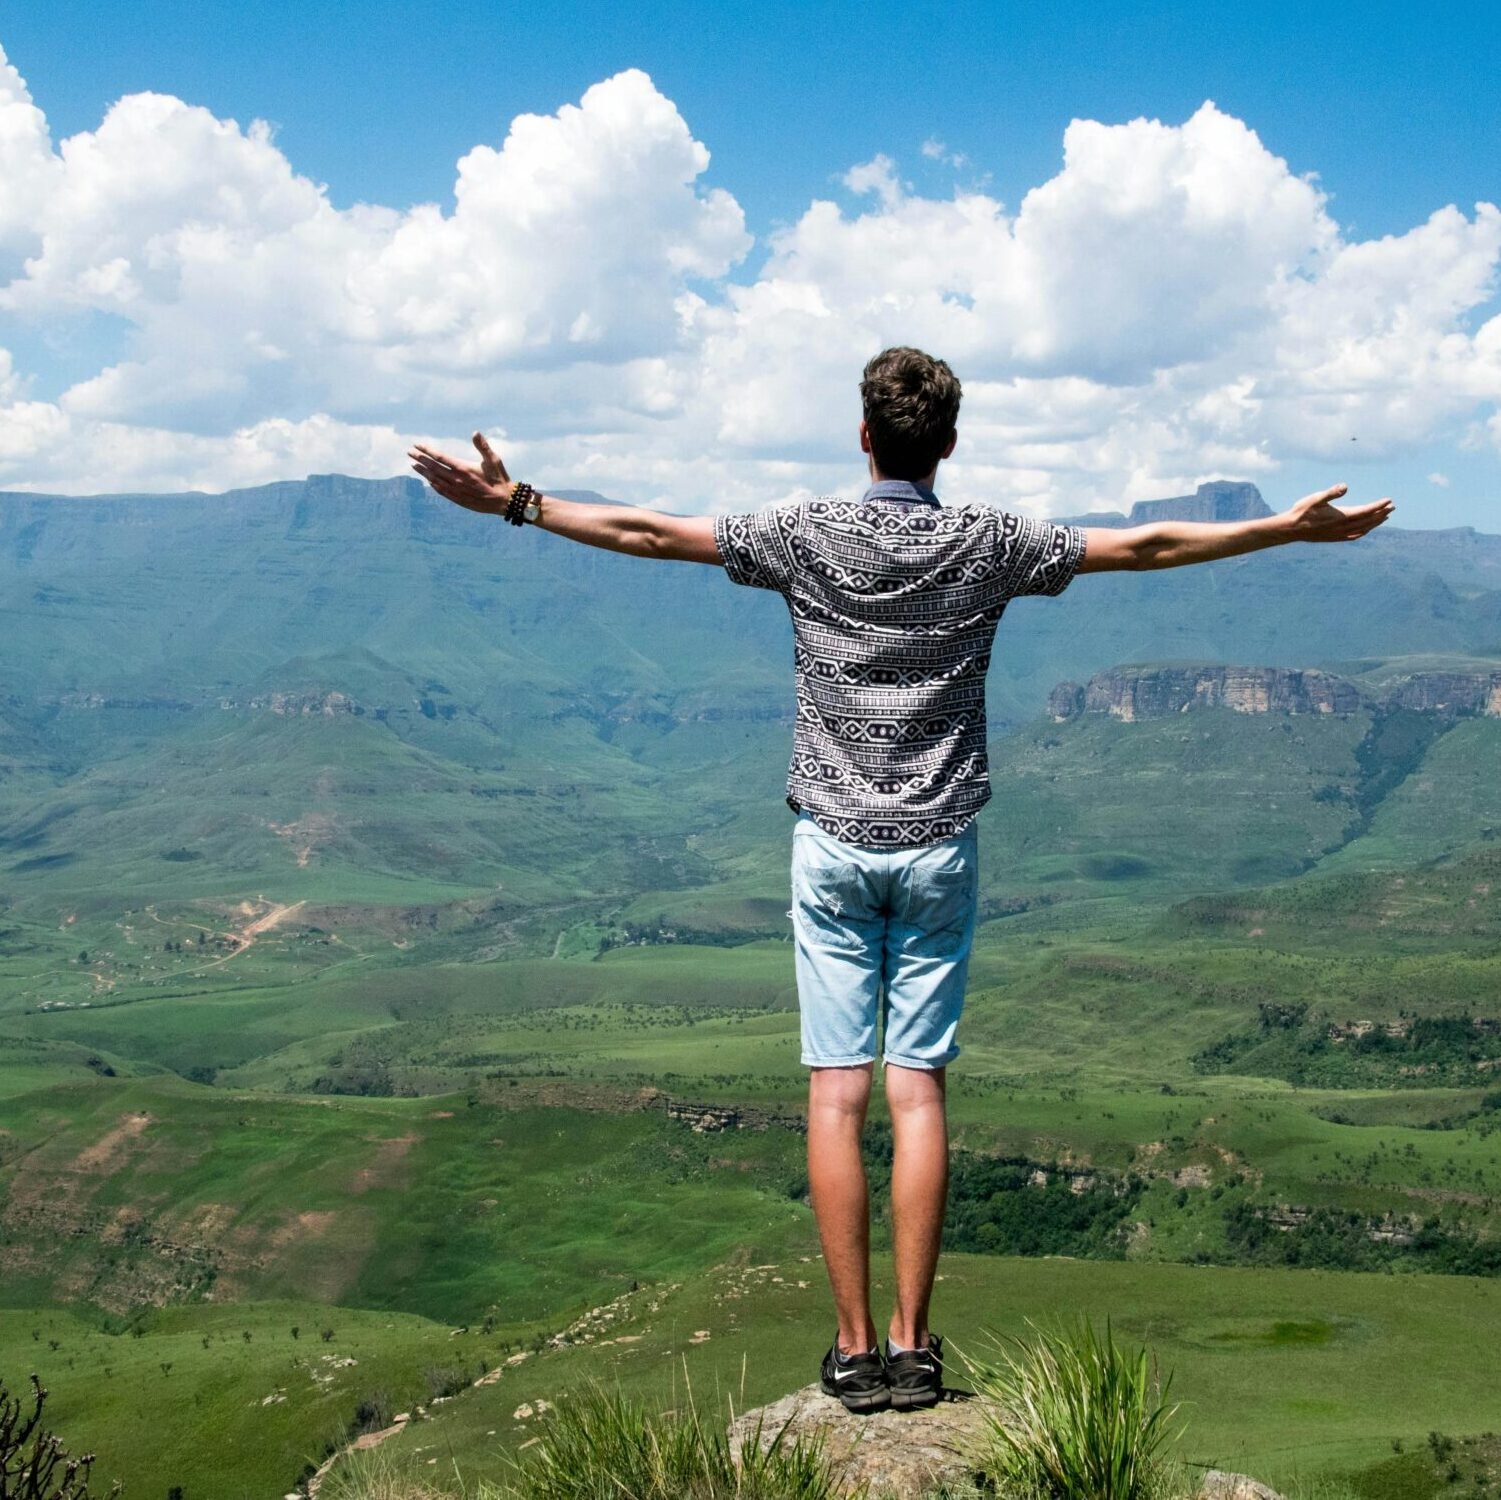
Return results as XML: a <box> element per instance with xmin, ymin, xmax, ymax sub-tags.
<box><xmin>504</xmin><ymin>481</ymin><xmax>536</xmax><ymax>526</ymax></box>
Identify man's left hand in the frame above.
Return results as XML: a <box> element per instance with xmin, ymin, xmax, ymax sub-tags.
<box><xmin>409</xmin><ymin>432</ymin><xmax>510</xmax><ymax>515</ymax></box>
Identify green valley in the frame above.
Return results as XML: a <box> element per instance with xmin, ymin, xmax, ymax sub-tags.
<box><xmin>5</xmin><ymin>477</ymin><xmax>1501</xmax><ymax>1497</ymax></box>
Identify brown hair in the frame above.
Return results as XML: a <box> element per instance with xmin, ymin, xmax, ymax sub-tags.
<box><xmin>859</xmin><ymin>346</ymin><xmax>962</xmax><ymax>481</ymax></box>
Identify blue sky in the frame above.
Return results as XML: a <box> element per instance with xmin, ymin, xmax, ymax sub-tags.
<box><xmin>1</xmin><ymin>1</ymin><xmax>1498</xmax><ymax>524</ymax></box>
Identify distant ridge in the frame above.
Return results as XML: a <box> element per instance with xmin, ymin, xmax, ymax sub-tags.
<box><xmin>6</xmin><ymin>470</ymin><xmax>1501</xmax><ymax>738</ymax></box>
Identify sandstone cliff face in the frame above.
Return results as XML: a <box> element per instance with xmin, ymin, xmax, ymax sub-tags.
<box><xmin>1378</xmin><ymin>670</ymin><xmax>1501</xmax><ymax>716</ymax></box>
<box><xmin>1047</xmin><ymin>664</ymin><xmax>1501</xmax><ymax>722</ymax></box>
<box><xmin>1048</xmin><ymin>665</ymin><xmax>1365</xmax><ymax>722</ymax></box>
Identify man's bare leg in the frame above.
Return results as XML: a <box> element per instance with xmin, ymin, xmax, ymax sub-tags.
<box><xmin>807</xmin><ymin>1063</ymin><xmax>879</xmax><ymax>1354</ymax></box>
<box><xmin>885</xmin><ymin>1061</ymin><xmax>948</xmax><ymax>1349</ymax></box>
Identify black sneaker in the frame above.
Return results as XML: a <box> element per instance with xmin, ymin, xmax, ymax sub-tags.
<box><xmin>885</xmin><ymin>1332</ymin><xmax>943</xmax><ymax>1410</ymax></box>
<box><xmin>820</xmin><ymin>1333</ymin><xmax>890</xmax><ymax>1413</ymax></box>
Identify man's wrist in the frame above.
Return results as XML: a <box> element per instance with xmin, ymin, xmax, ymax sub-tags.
<box><xmin>1264</xmin><ymin>511</ymin><xmax>1301</xmax><ymax>546</ymax></box>
<box><xmin>502</xmin><ymin>481</ymin><xmax>541</xmax><ymax>526</ymax></box>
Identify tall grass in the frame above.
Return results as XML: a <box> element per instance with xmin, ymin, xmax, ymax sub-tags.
<box><xmin>1278</xmin><ymin>1478</ymin><xmax>1364</xmax><ymax>1500</ymax></box>
<box><xmin>314</xmin><ymin>1444</ymin><xmax>460</xmax><ymax>1500</ymax></box>
<box><xmin>959</xmin><ymin>1315</ymin><xmax>1186</xmax><ymax>1500</ymax></box>
<box><xmin>499</xmin><ymin>1374</ymin><xmax>861</xmax><ymax>1500</ymax></box>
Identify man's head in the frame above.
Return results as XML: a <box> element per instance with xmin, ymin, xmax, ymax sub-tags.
<box><xmin>859</xmin><ymin>346</ymin><xmax>961</xmax><ymax>483</ymax></box>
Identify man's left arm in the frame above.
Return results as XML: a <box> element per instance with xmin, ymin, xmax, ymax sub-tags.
<box><xmin>409</xmin><ymin>435</ymin><xmax>722</xmax><ymax>565</ymax></box>
<box><xmin>1076</xmin><ymin>484</ymin><xmax>1394</xmax><ymax>572</ymax></box>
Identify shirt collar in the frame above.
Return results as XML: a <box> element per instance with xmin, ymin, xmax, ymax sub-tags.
<box><xmin>860</xmin><ymin>478</ymin><xmax>940</xmax><ymax>507</ymax></box>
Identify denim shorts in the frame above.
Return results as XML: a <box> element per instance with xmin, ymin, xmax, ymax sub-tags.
<box><xmin>790</xmin><ymin>810</ymin><xmax>979</xmax><ymax>1070</ymax></box>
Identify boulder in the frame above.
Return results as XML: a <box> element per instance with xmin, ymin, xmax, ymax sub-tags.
<box><xmin>727</xmin><ymin>1384</ymin><xmax>1289</xmax><ymax>1500</ymax></box>
<box><xmin>1195</xmin><ymin>1471</ymin><xmax>1287</xmax><ymax>1500</ymax></box>
<box><xmin>727</xmin><ymin>1382</ymin><xmax>992</xmax><ymax>1497</ymax></box>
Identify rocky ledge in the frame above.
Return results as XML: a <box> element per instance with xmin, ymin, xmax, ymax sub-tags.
<box><xmin>727</xmin><ymin>1383</ymin><xmax>1285</xmax><ymax>1499</ymax></box>
<box><xmin>1047</xmin><ymin>663</ymin><xmax>1501</xmax><ymax>723</ymax></box>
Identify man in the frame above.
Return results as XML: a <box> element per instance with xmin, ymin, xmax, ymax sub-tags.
<box><xmin>410</xmin><ymin>346</ymin><xmax>1394</xmax><ymax>1415</ymax></box>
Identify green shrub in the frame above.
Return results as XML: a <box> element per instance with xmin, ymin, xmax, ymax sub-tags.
<box><xmin>959</xmin><ymin>1315</ymin><xmax>1184</xmax><ymax>1500</ymax></box>
<box><xmin>349</xmin><ymin>1390</ymin><xmax>396</xmax><ymax>1436</ymax></box>
<box><xmin>423</xmin><ymin>1365</ymin><xmax>472</xmax><ymax>1401</ymax></box>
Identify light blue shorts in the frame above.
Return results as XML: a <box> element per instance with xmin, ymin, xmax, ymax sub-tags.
<box><xmin>790</xmin><ymin>811</ymin><xmax>979</xmax><ymax>1070</ymax></box>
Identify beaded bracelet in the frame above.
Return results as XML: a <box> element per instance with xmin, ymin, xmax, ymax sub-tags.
<box><xmin>503</xmin><ymin>481</ymin><xmax>536</xmax><ymax>526</ymax></box>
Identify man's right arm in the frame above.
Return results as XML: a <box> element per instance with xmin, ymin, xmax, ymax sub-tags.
<box><xmin>1077</xmin><ymin>484</ymin><xmax>1395</xmax><ymax>573</ymax></box>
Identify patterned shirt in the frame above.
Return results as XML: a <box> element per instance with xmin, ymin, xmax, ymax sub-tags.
<box><xmin>714</xmin><ymin>479</ymin><xmax>1086</xmax><ymax>847</ymax></box>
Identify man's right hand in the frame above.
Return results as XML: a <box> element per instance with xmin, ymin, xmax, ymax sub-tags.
<box><xmin>1282</xmin><ymin>484</ymin><xmax>1395</xmax><ymax>543</ymax></box>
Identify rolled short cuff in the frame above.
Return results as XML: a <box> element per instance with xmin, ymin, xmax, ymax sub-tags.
<box><xmin>882</xmin><ymin>1046</ymin><xmax>960</xmax><ymax>1071</ymax></box>
<box><xmin>801</xmin><ymin>1052</ymin><xmax>877</xmax><ymax>1068</ymax></box>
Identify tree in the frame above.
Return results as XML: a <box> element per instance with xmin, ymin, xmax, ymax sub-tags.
<box><xmin>0</xmin><ymin>1372</ymin><xmax>119</xmax><ymax>1497</ymax></box>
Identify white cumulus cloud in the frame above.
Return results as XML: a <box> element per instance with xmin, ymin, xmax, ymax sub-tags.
<box><xmin>0</xmin><ymin>51</ymin><xmax>748</xmax><ymax>455</ymax></box>
<box><xmin>0</xmin><ymin>41</ymin><xmax>1497</xmax><ymax>513</ymax></box>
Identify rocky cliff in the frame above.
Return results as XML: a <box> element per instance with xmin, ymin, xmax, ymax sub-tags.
<box><xmin>1046</xmin><ymin>663</ymin><xmax>1501</xmax><ymax>722</ymax></box>
<box><xmin>1371</xmin><ymin>668</ymin><xmax>1501</xmax><ymax>717</ymax></box>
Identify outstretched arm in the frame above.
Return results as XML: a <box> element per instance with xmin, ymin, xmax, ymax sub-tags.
<box><xmin>1077</xmin><ymin>484</ymin><xmax>1395</xmax><ymax>572</ymax></box>
<box><xmin>409</xmin><ymin>434</ymin><xmax>722</xmax><ymax>565</ymax></box>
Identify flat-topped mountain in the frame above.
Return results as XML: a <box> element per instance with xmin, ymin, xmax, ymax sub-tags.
<box><xmin>1127</xmin><ymin>478</ymin><xmax>1274</xmax><ymax>525</ymax></box>
<box><xmin>1058</xmin><ymin>479</ymin><xmax>1275</xmax><ymax>529</ymax></box>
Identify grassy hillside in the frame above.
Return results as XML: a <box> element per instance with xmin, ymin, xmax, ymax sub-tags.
<box><xmin>0</xmin><ymin>1078</ymin><xmax>804</xmax><ymax>1322</ymax></box>
<box><xmin>361</xmin><ymin>1251</ymin><xmax>1501</xmax><ymax>1500</ymax></box>
<box><xmin>7</xmin><ymin>478</ymin><xmax>1501</xmax><ymax>1496</ymax></box>
<box><xmin>9</xmin><ymin>1246</ymin><xmax>1499</xmax><ymax>1498</ymax></box>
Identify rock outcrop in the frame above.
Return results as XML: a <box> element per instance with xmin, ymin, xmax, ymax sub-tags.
<box><xmin>726</xmin><ymin>1383</ymin><xmax>1286</xmax><ymax>1498</ymax></box>
<box><xmin>728</xmin><ymin>1383</ymin><xmax>991</xmax><ymax>1497</ymax></box>
<box><xmin>1196</xmin><ymin>1471</ymin><xmax>1287</xmax><ymax>1500</ymax></box>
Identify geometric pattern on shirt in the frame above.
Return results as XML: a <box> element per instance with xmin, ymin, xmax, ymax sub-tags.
<box><xmin>714</xmin><ymin>486</ymin><xmax>1086</xmax><ymax>848</ymax></box>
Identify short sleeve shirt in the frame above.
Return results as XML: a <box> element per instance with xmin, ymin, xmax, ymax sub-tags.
<box><xmin>714</xmin><ymin>480</ymin><xmax>1086</xmax><ymax>846</ymax></box>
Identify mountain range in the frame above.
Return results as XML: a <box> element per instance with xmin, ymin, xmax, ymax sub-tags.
<box><xmin>4</xmin><ymin>473</ymin><xmax>1501</xmax><ymax>945</ymax></box>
